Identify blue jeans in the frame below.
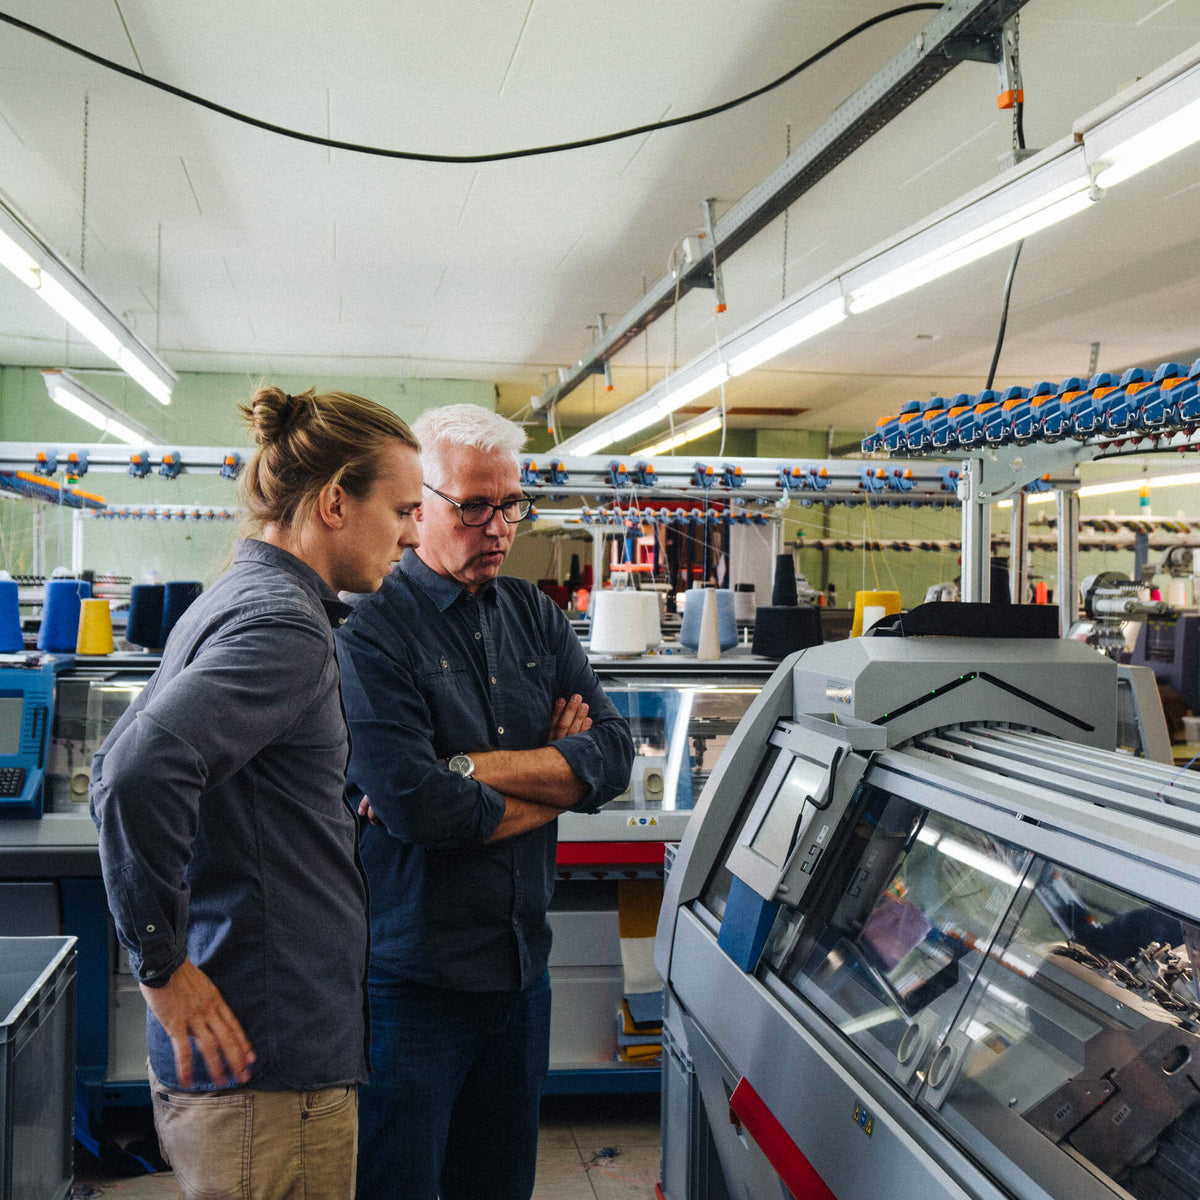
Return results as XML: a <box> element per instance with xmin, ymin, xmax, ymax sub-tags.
<box><xmin>356</xmin><ymin>971</ymin><xmax>551</xmax><ymax>1200</ymax></box>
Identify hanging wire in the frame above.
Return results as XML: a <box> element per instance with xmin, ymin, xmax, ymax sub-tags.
<box><xmin>781</xmin><ymin>123</ymin><xmax>791</xmax><ymax>302</ymax></box>
<box><xmin>0</xmin><ymin>6</ymin><xmax>941</xmax><ymax>164</ymax></box>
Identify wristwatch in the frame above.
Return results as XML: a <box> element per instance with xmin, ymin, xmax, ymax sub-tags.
<box><xmin>448</xmin><ymin>753</ymin><xmax>476</xmax><ymax>779</ymax></box>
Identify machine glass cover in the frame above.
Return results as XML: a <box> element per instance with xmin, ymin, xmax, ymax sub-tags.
<box><xmin>0</xmin><ymin>696</ymin><xmax>22</xmax><ymax>755</ymax></box>
<box><xmin>603</xmin><ymin>684</ymin><xmax>759</xmax><ymax>812</ymax></box>
<box><xmin>769</xmin><ymin>784</ymin><xmax>1032</xmax><ymax>1093</ymax></box>
<box><xmin>927</xmin><ymin>859</ymin><xmax>1200</xmax><ymax>1200</ymax></box>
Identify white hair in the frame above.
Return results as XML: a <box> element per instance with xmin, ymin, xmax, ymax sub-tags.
<box><xmin>411</xmin><ymin>404</ymin><xmax>526</xmax><ymax>486</ymax></box>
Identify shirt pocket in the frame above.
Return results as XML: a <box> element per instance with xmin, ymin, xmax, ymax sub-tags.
<box><xmin>417</xmin><ymin>656</ymin><xmax>471</xmax><ymax>724</ymax></box>
<box><xmin>518</xmin><ymin>653</ymin><xmax>559</xmax><ymax>737</ymax></box>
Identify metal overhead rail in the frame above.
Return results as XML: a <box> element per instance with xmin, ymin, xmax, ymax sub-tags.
<box><xmin>0</xmin><ymin>442</ymin><xmax>246</xmax><ymax>479</ymax></box>
<box><xmin>518</xmin><ymin>453</ymin><xmax>972</xmax><ymax>507</ymax></box>
<box><xmin>532</xmin><ymin>0</ymin><xmax>1030</xmax><ymax>414</ymax></box>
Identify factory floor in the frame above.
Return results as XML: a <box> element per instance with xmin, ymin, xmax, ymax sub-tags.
<box><xmin>71</xmin><ymin>1092</ymin><xmax>662</xmax><ymax>1199</ymax></box>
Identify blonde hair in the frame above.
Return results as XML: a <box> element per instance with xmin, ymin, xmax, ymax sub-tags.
<box><xmin>411</xmin><ymin>405</ymin><xmax>525</xmax><ymax>488</ymax></box>
<box><xmin>238</xmin><ymin>385</ymin><xmax>418</xmax><ymax>537</ymax></box>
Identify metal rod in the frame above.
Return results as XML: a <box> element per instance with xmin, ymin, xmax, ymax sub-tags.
<box><xmin>1008</xmin><ymin>491</ymin><xmax>1028</xmax><ymax>604</ymax></box>
<box><xmin>1056</xmin><ymin>488</ymin><xmax>1081</xmax><ymax>634</ymax></box>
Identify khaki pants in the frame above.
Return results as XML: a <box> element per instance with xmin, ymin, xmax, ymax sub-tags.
<box><xmin>149</xmin><ymin>1067</ymin><xmax>358</xmax><ymax>1200</ymax></box>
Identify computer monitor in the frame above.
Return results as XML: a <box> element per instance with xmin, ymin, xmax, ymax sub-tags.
<box><xmin>1129</xmin><ymin>613</ymin><xmax>1200</xmax><ymax>710</ymax></box>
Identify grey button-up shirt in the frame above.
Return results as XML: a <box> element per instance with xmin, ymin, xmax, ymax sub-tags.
<box><xmin>336</xmin><ymin>550</ymin><xmax>634</xmax><ymax>992</ymax></box>
<box><xmin>90</xmin><ymin>539</ymin><xmax>369</xmax><ymax>1091</ymax></box>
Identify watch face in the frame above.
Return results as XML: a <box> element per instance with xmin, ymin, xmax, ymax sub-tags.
<box><xmin>449</xmin><ymin>754</ymin><xmax>474</xmax><ymax>778</ymax></box>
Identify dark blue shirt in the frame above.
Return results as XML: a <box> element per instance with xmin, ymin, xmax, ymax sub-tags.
<box><xmin>335</xmin><ymin>550</ymin><xmax>634</xmax><ymax>992</ymax></box>
<box><xmin>90</xmin><ymin>539</ymin><xmax>369</xmax><ymax>1091</ymax></box>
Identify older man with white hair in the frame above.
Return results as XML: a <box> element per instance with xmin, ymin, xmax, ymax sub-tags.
<box><xmin>335</xmin><ymin>404</ymin><xmax>634</xmax><ymax>1200</ymax></box>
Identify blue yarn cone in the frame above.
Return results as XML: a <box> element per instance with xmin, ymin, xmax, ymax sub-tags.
<box><xmin>160</xmin><ymin>581</ymin><xmax>203</xmax><ymax>648</ymax></box>
<box><xmin>0</xmin><ymin>580</ymin><xmax>23</xmax><ymax>652</ymax></box>
<box><xmin>37</xmin><ymin>579</ymin><xmax>91</xmax><ymax>652</ymax></box>
<box><xmin>126</xmin><ymin>584</ymin><xmax>166</xmax><ymax>649</ymax></box>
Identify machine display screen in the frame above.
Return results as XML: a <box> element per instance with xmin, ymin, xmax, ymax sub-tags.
<box><xmin>0</xmin><ymin>696</ymin><xmax>22</xmax><ymax>756</ymax></box>
<box><xmin>749</xmin><ymin>754</ymin><xmax>830</xmax><ymax>869</ymax></box>
<box><xmin>1144</xmin><ymin>614</ymin><xmax>1180</xmax><ymax>663</ymax></box>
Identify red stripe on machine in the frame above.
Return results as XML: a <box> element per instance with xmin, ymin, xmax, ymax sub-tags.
<box><xmin>729</xmin><ymin>1077</ymin><xmax>837</xmax><ymax>1200</ymax></box>
<box><xmin>556</xmin><ymin>841</ymin><xmax>667</xmax><ymax>865</ymax></box>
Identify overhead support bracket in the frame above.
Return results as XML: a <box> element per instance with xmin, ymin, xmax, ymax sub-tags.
<box><xmin>942</xmin><ymin>34</ymin><xmax>1002</xmax><ymax>64</ymax></box>
<box><xmin>531</xmin><ymin>0</ymin><xmax>1032</xmax><ymax>415</ymax></box>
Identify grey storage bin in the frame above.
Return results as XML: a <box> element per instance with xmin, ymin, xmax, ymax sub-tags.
<box><xmin>0</xmin><ymin>936</ymin><xmax>77</xmax><ymax>1200</ymax></box>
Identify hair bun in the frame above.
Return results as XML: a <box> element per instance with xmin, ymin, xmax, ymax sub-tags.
<box><xmin>244</xmin><ymin>387</ymin><xmax>303</xmax><ymax>446</ymax></box>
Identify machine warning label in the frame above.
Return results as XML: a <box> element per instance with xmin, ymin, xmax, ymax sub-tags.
<box><xmin>628</xmin><ymin>816</ymin><xmax>659</xmax><ymax>826</ymax></box>
<box><xmin>852</xmin><ymin>1101</ymin><xmax>874</xmax><ymax>1136</ymax></box>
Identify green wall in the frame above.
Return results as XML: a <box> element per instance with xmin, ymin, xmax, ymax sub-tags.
<box><xmin>0</xmin><ymin>367</ymin><xmax>492</xmax><ymax>583</ymax></box>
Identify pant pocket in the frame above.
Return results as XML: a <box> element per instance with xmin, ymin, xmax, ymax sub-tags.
<box><xmin>300</xmin><ymin>1085</ymin><xmax>358</xmax><ymax>1195</ymax></box>
<box><xmin>152</xmin><ymin>1088</ymin><xmax>252</xmax><ymax>1200</ymax></box>
<box><xmin>302</xmin><ymin>1084</ymin><xmax>354</xmax><ymax>1117</ymax></box>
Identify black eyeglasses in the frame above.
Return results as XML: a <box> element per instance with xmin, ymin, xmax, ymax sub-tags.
<box><xmin>424</xmin><ymin>483</ymin><xmax>532</xmax><ymax>527</ymax></box>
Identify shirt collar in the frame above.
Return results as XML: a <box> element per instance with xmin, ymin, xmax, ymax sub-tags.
<box><xmin>233</xmin><ymin>538</ymin><xmax>353</xmax><ymax>627</ymax></box>
<box><xmin>400</xmin><ymin>548</ymin><xmax>497</xmax><ymax>611</ymax></box>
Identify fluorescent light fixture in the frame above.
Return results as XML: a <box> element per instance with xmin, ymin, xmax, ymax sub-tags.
<box><xmin>572</xmin><ymin>434</ymin><xmax>610</xmax><ymax>457</ymax></box>
<box><xmin>0</xmin><ymin>189</ymin><xmax>176</xmax><ymax>405</ymax></box>
<box><xmin>656</xmin><ymin>362</ymin><xmax>729</xmax><ymax>414</ymax></box>
<box><xmin>0</xmin><ymin>229</ymin><xmax>39</xmax><ymax>287</ymax></box>
<box><xmin>1080</xmin><ymin>42</ymin><xmax>1200</xmax><ymax>190</ymax></box>
<box><xmin>1078</xmin><ymin>472</ymin><xmax>1200</xmax><ymax>498</ymax></box>
<box><xmin>728</xmin><ymin>298</ymin><xmax>847</xmax><ymax>375</ymax></box>
<box><xmin>1093</xmin><ymin>95</ymin><xmax>1200</xmax><ymax>188</ymax></box>
<box><xmin>558</xmin><ymin>361</ymin><xmax>729</xmax><ymax>456</ymax></box>
<box><xmin>997</xmin><ymin>493</ymin><xmax>1057</xmax><ymax>508</ymax></box>
<box><xmin>42</xmin><ymin>369</ymin><xmax>165</xmax><ymax>447</ymax></box>
<box><xmin>997</xmin><ymin>471</ymin><xmax>1200</xmax><ymax>509</ymax></box>
<box><xmin>639</xmin><ymin>409</ymin><xmax>723</xmax><ymax>456</ymax></box>
<box><xmin>847</xmin><ymin>178</ymin><xmax>1095</xmax><ymax>314</ymax></box>
<box><xmin>604</xmin><ymin>408</ymin><xmax>665</xmax><ymax>443</ymax></box>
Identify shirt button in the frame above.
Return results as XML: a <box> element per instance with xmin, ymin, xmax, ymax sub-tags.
<box><xmin>498</xmin><ymin>726</ymin><xmax>505</xmax><ymax>735</ymax></box>
<box><xmin>145</xmin><ymin>924</ymin><xmax>156</xmax><ymax>933</ymax></box>
<box><xmin>442</xmin><ymin>659</ymin><xmax>449</xmax><ymax>668</ymax></box>
<box><xmin>491</xmin><ymin>675</ymin><xmax>497</xmax><ymax>684</ymax></box>
<box><xmin>475</xmin><ymin>632</ymin><xmax>482</xmax><ymax>640</ymax></box>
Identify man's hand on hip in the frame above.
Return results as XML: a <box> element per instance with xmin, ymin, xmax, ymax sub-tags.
<box><xmin>140</xmin><ymin>958</ymin><xmax>256</xmax><ymax>1088</ymax></box>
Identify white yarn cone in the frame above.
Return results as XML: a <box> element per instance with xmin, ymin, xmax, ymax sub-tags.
<box><xmin>696</xmin><ymin>586</ymin><xmax>722</xmax><ymax>660</ymax></box>
<box><xmin>591</xmin><ymin>590</ymin><xmax>645</xmax><ymax>655</ymax></box>
<box><xmin>638</xmin><ymin>591</ymin><xmax>660</xmax><ymax>650</ymax></box>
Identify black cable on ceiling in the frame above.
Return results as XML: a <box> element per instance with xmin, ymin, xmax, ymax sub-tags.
<box><xmin>986</xmin><ymin>240</ymin><xmax>1023</xmax><ymax>390</ymax></box>
<box><xmin>0</xmin><ymin>5</ymin><xmax>940</xmax><ymax>164</ymax></box>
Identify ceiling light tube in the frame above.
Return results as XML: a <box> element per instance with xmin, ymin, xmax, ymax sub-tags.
<box><xmin>1092</xmin><ymin>95</ymin><xmax>1200</xmax><ymax>188</ymax></box>
<box><xmin>0</xmin><ymin>229</ymin><xmax>39</xmax><ymax>287</ymax></box>
<box><xmin>639</xmin><ymin>409</ymin><xmax>724</xmax><ymax>455</ymax></box>
<box><xmin>847</xmin><ymin>177</ymin><xmax>1095</xmax><ymax>314</ymax></box>
<box><xmin>42</xmin><ymin>369</ymin><xmax>164</xmax><ymax>447</ymax></box>
<box><xmin>1078</xmin><ymin>42</ymin><xmax>1200</xmax><ymax>190</ymax></box>
<box><xmin>0</xmin><ymin>189</ymin><xmax>177</xmax><ymax>405</ymax></box>
<box><xmin>656</xmin><ymin>362</ymin><xmax>730</xmax><ymax>414</ymax></box>
<box><xmin>607</xmin><ymin>406</ymin><xmax>667</xmax><ymax>442</ymax></box>
<box><xmin>571</xmin><ymin>435</ymin><xmax>610</xmax><ymax>457</ymax></box>
<box><xmin>728</xmin><ymin>296</ymin><xmax>847</xmax><ymax>376</ymax></box>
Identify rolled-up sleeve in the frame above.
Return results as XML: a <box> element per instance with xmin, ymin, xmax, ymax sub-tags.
<box><xmin>540</xmin><ymin>597</ymin><xmax>635</xmax><ymax>814</ymax></box>
<box><xmin>89</xmin><ymin>610</ymin><xmax>332</xmax><ymax>985</ymax></box>
<box><xmin>336</xmin><ymin>618</ymin><xmax>506</xmax><ymax>850</ymax></box>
